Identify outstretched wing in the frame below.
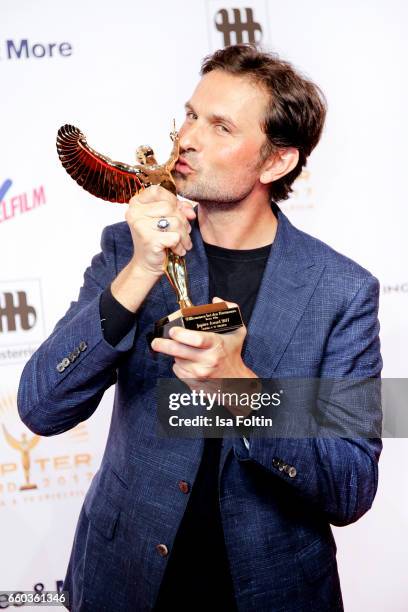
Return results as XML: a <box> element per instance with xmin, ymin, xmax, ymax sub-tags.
<box><xmin>2</xmin><ymin>424</ymin><xmax>21</xmax><ymax>451</ymax></box>
<box><xmin>27</xmin><ymin>435</ymin><xmax>41</xmax><ymax>450</ymax></box>
<box><xmin>56</xmin><ymin>124</ymin><xmax>146</xmax><ymax>203</ymax></box>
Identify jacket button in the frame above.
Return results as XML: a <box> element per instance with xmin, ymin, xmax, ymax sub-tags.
<box><xmin>62</xmin><ymin>357</ymin><xmax>70</xmax><ymax>368</ymax></box>
<box><xmin>79</xmin><ymin>341</ymin><xmax>87</xmax><ymax>352</ymax></box>
<box><xmin>156</xmin><ymin>544</ymin><xmax>169</xmax><ymax>557</ymax></box>
<box><xmin>56</xmin><ymin>363</ymin><xmax>65</xmax><ymax>373</ymax></box>
<box><xmin>288</xmin><ymin>466</ymin><xmax>297</xmax><ymax>478</ymax></box>
<box><xmin>278</xmin><ymin>462</ymin><xmax>285</xmax><ymax>471</ymax></box>
<box><xmin>178</xmin><ymin>480</ymin><xmax>190</xmax><ymax>494</ymax></box>
<box><xmin>68</xmin><ymin>352</ymin><xmax>77</xmax><ymax>363</ymax></box>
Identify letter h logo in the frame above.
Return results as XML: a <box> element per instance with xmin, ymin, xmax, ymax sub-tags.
<box><xmin>215</xmin><ymin>8</ymin><xmax>263</xmax><ymax>46</ymax></box>
<box><xmin>0</xmin><ymin>291</ymin><xmax>37</xmax><ymax>333</ymax></box>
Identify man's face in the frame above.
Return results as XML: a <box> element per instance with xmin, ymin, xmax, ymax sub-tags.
<box><xmin>173</xmin><ymin>70</ymin><xmax>271</xmax><ymax>204</ymax></box>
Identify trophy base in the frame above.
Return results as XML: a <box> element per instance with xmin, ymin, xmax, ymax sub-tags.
<box><xmin>20</xmin><ymin>484</ymin><xmax>37</xmax><ymax>491</ymax></box>
<box><xmin>150</xmin><ymin>302</ymin><xmax>243</xmax><ymax>340</ymax></box>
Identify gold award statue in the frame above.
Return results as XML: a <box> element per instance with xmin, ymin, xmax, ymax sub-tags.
<box><xmin>56</xmin><ymin>124</ymin><xmax>243</xmax><ymax>338</ymax></box>
<box><xmin>2</xmin><ymin>424</ymin><xmax>40</xmax><ymax>490</ymax></box>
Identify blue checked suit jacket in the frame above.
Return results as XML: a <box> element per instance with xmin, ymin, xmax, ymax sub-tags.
<box><xmin>18</xmin><ymin>207</ymin><xmax>382</xmax><ymax>612</ymax></box>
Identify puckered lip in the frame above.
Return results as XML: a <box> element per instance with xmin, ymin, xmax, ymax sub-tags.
<box><xmin>176</xmin><ymin>156</ymin><xmax>194</xmax><ymax>171</ymax></box>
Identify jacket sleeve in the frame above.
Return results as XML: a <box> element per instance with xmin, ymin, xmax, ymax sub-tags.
<box><xmin>233</xmin><ymin>274</ymin><xmax>383</xmax><ymax>527</ymax></box>
<box><xmin>17</xmin><ymin>225</ymin><xmax>137</xmax><ymax>437</ymax></box>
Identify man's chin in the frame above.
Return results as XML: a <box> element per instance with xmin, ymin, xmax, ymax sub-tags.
<box><xmin>172</xmin><ymin>169</ymin><xmax>190</xmax><ymax>179</ymax></box>
<box><xmin>173</xmin><ymin>173</ymin><xmax>243</xmax><ymax>205</ymax></box>
<box><xmin>173</xmin><ymin>172</ymin><xmax>195</xmax><ymax>199</ymax></box>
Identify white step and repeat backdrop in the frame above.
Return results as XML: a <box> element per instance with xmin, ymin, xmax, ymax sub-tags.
<box><xmin>1</xmin><ymin>0</ymin><xmax>407</xmax><ymax>609</ymax></box>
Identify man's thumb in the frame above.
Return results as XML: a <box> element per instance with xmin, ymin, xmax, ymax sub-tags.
<box><xmin>212</xmin><ymin>296</ymin><xmax>239</xmax><ymax>308</ymax></box>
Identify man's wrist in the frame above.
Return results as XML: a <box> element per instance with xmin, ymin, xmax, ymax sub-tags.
<box><xmin>100</xmin><ymin>288</ymin><xmax>136</xmax><ymax>347</ymax></box>
<box><xmin>111</xmin><ymin>261</ymin><xmax>160</xmax><ymax>313</ymax></box>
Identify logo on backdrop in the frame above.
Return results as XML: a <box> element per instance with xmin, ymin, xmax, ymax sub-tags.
<box><xmin>382</xmin><ymin>283</ymin><xmax>408</xmax><ymax>294</ymax></box>
<box><xmin>0</xmin><ymin>280</ymin><xmax>45</xmax><ymax>366</ymax></box>
<box><xmin>0</xmin><ymin>291</ymin><xmax>37</xmax><ymax>333</ymax></box>
<box><xmin>2</xmin><ymin>425</ymin><xmax>40</xmax><ymax>490</ymax></box>
<box><xmin>215</xmin><ymin>8</ymin><xmax>262</xmax><ymax>45</ymax></box>
<box><xmin>281</xmin><ymin>169</ymin><xmax>316</xmax><ymax>212</ymax></box>
<box><xmin>207</xmin><ymin>1</ymin><xmax>269</xmax><ymax>50</ymax></box>
<box><xmin>0</xmin><ymin>39</ymin><xmax>73</xmax><ymax>61</ymax></box>
<box><xmin>0</xmin><ymin>392</ymin><xmax>93</xmax><ymax>508</ymax></box>
<box><xmin>0</xmin><ymin>179</ymin><xmax>46</xmax><ymax>224</ymax></box>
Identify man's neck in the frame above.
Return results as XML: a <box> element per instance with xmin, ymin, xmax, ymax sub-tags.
<box><xmin>197</xmin><ymin>191</ymin><xmax>278</xmax><ymax>250</ymax></box>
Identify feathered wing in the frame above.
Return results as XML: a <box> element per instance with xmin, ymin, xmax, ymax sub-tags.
<box><xmin>27</xmin><ymin>435</ymin><xmax>41</xmax><ymax>450</ymax></box>
<box><xmin>2</xmin><ymin>425</ymin><xmax>22</xmax><ymax>451</ymax></box>
<box><xmin>56</xmin><ymin>124</ymin><xmax>146</xmax><ymax>203</ymax></box>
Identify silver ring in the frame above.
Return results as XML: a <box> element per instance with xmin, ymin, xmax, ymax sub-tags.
<box><xmin>157</xmin><ymin>218</ymin><xmax>170</xmax><ymax>231</ymax></box>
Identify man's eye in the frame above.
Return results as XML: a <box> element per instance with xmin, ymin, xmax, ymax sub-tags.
<box><xmin>216</xmin><ymin>124</ymin><xmax>229</xmax><ymax>133</ymax></box>
<box><xmin>186</xmin><ymin>111</ymin><xmax>197</xmax><ymax>120</ymax></box>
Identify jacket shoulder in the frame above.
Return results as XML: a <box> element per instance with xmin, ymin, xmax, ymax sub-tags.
<box><xmin>279</xmin><ymin>212</ymin><xmax>380</xmax><ymax>310</ymax></box>
<box><xmin>99</xmin><ymin>221</ymin><xmax>133</xmax><ymax>268</ymax></box>
<box><xmin>103</xmin><ymin>221</ymin><xmax>132</xmax><ymax>248</ymax></box>
<box><xmin>291</xmin><ymin>221</ymin><xmax>378</xmax><ymax>284</ymax></box>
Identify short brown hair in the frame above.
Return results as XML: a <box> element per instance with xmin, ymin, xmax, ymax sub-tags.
<box><xmin>201</xmin><ymin>44</ymin><xmax>327</xmax><ymax>203</ymax></box>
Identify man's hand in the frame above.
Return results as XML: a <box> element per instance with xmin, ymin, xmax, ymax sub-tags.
<box><xmin>152</xmin><ymin>298</ymin><xmax>260</xmax><ymax>418</ymax></box>
<box><xmin>126</xmin><ymin>185</ymin><xmax>196</xmax><ymax>278</ymax></box>
<box><xmin>110</xmin><ymin>186</ymin><xmax>196</xmax><ymax>312</ymax></box>
<box><xmin>151</xmin><ymin>298</ymin><xmax>256</xmax><ymax>380</ymax></box>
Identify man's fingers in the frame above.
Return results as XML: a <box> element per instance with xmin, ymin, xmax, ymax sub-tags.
<box><xmin>142</xmin><ymin>203</ymin><xmax>180</xmax><ymax>218</ymax></box>
<box><xmin>131</xmin><ymin>185</ymin><xmax>174</xmax><ymax>205</ymax></box>
<box><xmin>152</xmin><ymin>217</ymin><xmax>193</xmax><ymax>255</ymax></box>
<box><xmin>168</xmin><ymin>327</ymin><xmax>218</xmax><ymax>349</ymax></box>
<box><xmin>125</xmin><ymin>187</ymin><xmax>195</xmax><ymax>277</ymax></box>
<box><xmin>212</xmin><ymin>296</ymin><xmax>238</xmax><ymax>309</ymax></box>
<box><xmin>148</xmin><ymin>216</ymin><xmax>192</xmax><ymax>248</ymax></box>
<box><xmin>178</xmin><ymin>200</ymin><xmax>197</xmax><ymax>221</ymax></box>
<box><xmin>153</xmin><ymin>231</ymin><xmax>187</xmax><ymax>256</ymax></box>
<box><xmin>128</xmin><ymin>200</ymin><xmax>192</xmax><ymax>252</ymax></box>
<box><xmin>151</xmin><ymin>337</ymin><xmax>204</xmax><ymax>360</ymax></box>
<box><xmin>172</xmin><ymin>361</ymin><xmax>193</xmax><ymax>380</ymax></box>
<box><xmin>128</xmin><ymin>214</ymin><xmax>191</xmax><ymax>254</ymax></box>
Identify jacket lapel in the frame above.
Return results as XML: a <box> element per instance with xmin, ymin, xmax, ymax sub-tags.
<box><xmin>219</xmin><ymin>210</ymin><xmax>325</xmax><ymax>477</ymax></box>
<box><xmin>243</xmin><ymin>210</ymin><xmax>325</xmax><ymax>377</ymax></box>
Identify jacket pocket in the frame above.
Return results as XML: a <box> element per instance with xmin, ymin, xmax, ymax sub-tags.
<box><xmin>296</xmin><ymin>538</ymin><xmax>336</xmax><ymax>583</ymax></box>
<box><xmin>84</xmin><ymin>494</ymin><xmax>120</xmax><ymax>540</ymax></box>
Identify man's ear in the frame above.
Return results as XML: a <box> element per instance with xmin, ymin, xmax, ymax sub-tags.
<box><xmin>260</xmin><ymin>147</ymin><xmax>299</xmax><ymax>185</ymax></box>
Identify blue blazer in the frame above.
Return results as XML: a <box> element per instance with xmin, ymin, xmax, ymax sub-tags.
<box><xmin>18</xmin><ymin>208</ymin><xmax>382</xmax><ymax>611</ymax></box>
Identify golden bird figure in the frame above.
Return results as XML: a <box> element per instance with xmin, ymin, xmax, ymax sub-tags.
<box><xmin>56</xmin><ymin>123</ymin><xmax>180</xmax><ymax>202</ymax></box>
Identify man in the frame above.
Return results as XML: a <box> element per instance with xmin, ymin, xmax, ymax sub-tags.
<box><xmin>18</xmin><ymin>45</ymin><xmax>382</xmax><ymax>611</ymax></box>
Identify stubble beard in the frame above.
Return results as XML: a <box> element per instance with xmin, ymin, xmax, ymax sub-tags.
<box><xmin>173</xmin><ymin>171</ymin><xmax>255</xmax><ymax>210</ymax></box>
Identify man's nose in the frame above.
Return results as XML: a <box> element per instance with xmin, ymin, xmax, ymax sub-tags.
<box><xmin>179</xmin><ymin>121</ymin><xmax>201</xmax><ymax>152</ymax></box>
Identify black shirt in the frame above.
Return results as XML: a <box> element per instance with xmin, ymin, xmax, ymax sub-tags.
<box><xmin>100</xmin><ymin>241</ymin><xmax>272</xmax><ymax>610</ymax></box>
